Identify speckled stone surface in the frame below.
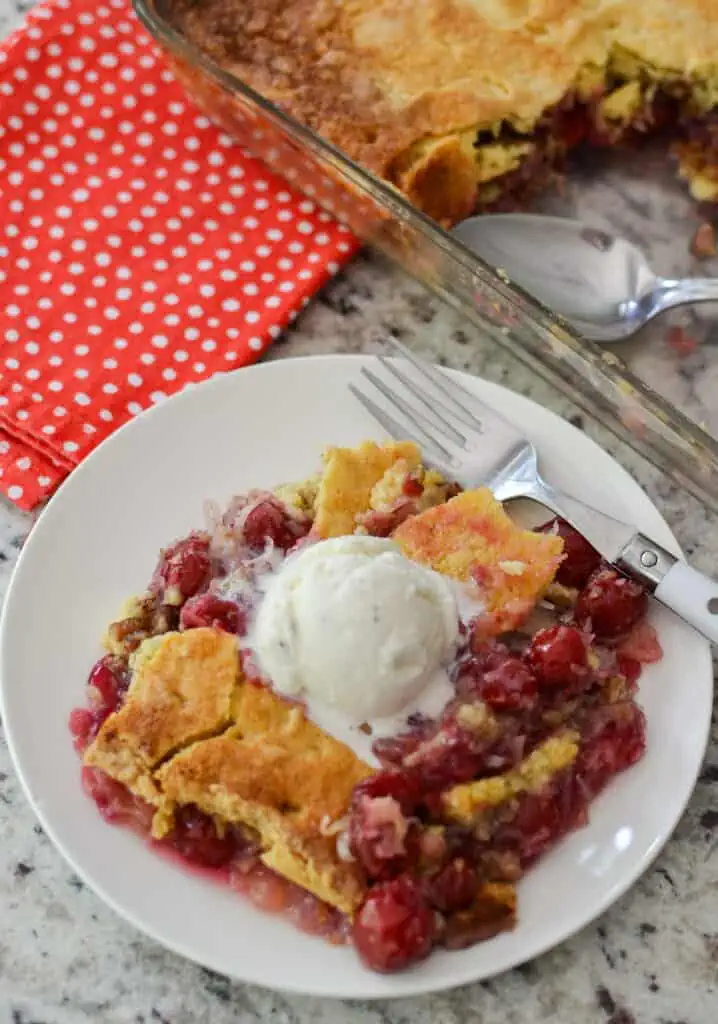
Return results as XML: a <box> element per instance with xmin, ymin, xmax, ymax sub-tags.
<box><xmin>0</xmin><ymin>2</ymin><xmax>717</xmax><ymax>1022</ymax></box>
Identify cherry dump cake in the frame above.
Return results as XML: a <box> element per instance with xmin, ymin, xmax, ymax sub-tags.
<box><xmin>167</xmin><ymin>0</ymin><xmax>718</xmax><ymax>226</ymax></box>
<box><xmin>71</xmin><ymin>440</ymin><xmax>661</xmax><ymax>973</ymax></box>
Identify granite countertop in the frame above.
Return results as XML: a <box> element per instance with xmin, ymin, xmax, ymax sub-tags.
<box><xmin>0</xmin><ymin>2</ymin><xmax>716</xmax><ymax>1022</ymax></box>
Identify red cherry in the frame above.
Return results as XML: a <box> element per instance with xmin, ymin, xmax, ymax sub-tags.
<box><xmin>348</xmin><ymin>773</ymin><xmax>419</xmax><ymax>879</ymax></box>
<box><xmin>409</xmin><ymin>723</ymin><xmax>483</xmax><ymax>791</ymax></box>
<box><xmin>242</xmin><ymin>498</ymin><xmax>309</xmax><ymax>552</ymax></box>
<box><xmin>576</xmin><ymin>703</ymin><xmax>647</xmax><ymax>798</ymax></box>
<box><xmin>352</xmin><ymin>771</ymin><xmax>421</xmax><ymax>814</ymax></box>
<box><xmin>539</xmin><ymin>518</ymin><xmax>600</xmax><ymax>588</ymax></box>
<box><xmin>166</xmin><ymin>805</ymin><xmax>237</xmax><ymax>869</ymax></box>
<box><xmin>617</xmin><ymin>654</ymin><xmax>642</xmax><ymax>686</ymax></box>
<box><xmin>454</xmin><ymin>642</ymin><xmax>537</xmax><ymax>709</ymax></box>
<box><xmin>479</xmin><ymin>656</ymin><xmax>538</xmax><ymax>710</ymax></box>
<box><xmin>424</xmin><ymin>858</ymin><xmax>478</xmax><ymax>913</ymax></box>
<box><xmin>352</xmin><ymin>876</ymin><xmax>435</xmax><ymax>972</ymax></box>
<box><xmin>509</xmin><ymin>790</ymin><xmax>564</xmax><ymax>864</ymax></box>
<box><xmin>575</xmin><ymin>568</ymin><xmax>648</xmax><ymax>638</ymax></box>
<box><xmin>460</xmin><ymin>638</ymin><xmax>512</xmax><ymax>672</ymax></box>
<box><xmin>454</xmin><ymin>641</ymin><xmax>508</xmax><ymax>694</ymax></box>
<box><xmin>359</xmin><ymin>500</ymin><xmax>416</xmax><ymax>538</ymax></box>
<box><xmin>180</xmin><ymin>593</ymin><xmax>246</xmax><ymax>635</ymax></box>
<box><xmin>402</xmin><ymin>473</ymin><xmax>424</xmax><ymax>498</ymax></box>
<box><xmin>87</xmin><ymin>655</ymin><xmax>130</xmax><ymax>713</ymax></box>
<box><xmin>151</xmin><ymin>533</ymin><xmax>211</xmax><ymax>600</ymax></box>
<box><xmin>526</xmin><ymin>625</ymin><xmax>591</xmax><ymax>690</ymax></box>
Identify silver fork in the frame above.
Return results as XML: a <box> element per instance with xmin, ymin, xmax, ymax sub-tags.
<box><xmin>350</xmin><ymin>338</ymin><xmax>718</xmax><ymax>645</ymax></box>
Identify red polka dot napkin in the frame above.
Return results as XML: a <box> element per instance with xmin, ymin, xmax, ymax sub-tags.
<box><xmin>0</xmin><ymin>0</ymin><xmax>359</xmax><ymax>511</ymax></box>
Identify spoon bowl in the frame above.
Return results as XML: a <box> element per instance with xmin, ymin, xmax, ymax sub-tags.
<box><xmin>452</xmin><ymin>213</ymin><xmax>718</xmax><ymax>343</ymax></box>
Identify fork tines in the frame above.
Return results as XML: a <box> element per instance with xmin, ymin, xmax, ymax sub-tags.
<box><xmin>349</xmin><ymin>338</ymin><xmax>483</xmax><ymax>466</ymax></box>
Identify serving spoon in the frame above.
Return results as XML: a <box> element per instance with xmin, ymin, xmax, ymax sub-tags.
<box><xmin>452</xmin><ymin>213</ymin><xmax>718</xmax><ymax>343</ymax></box>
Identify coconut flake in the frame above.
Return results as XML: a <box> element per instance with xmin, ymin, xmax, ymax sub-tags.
<box><xmin>499</xmin><ymin>560</ymin><xmax>527</xmax><ymax>576</ymax></box>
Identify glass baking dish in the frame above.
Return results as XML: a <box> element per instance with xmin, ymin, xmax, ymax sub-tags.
<box><xmin>134</xmin><ymin>0</ymin><xmax>718</xmax><ymax>514</ymax></box>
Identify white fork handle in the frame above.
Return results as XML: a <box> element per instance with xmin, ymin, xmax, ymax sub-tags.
<box><xmin>501</xmin><ymin>476</ymin><xmax>718</xmax><ymax>644</ymax></box>
<box><xmin>616</xmin><ymin>532</ymin><xmax>718</xmax><ymax>644</ymax></box>
<box><xmin>654</xmin><ymin>561</ymin><xmax>718</xmax><ymax>643</ymax></box>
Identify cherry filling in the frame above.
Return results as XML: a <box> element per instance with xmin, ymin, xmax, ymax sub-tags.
<box><xmin>89</xmin><ymin>654</ymin><xmax>130</xmax><ymax>710</ymax></box>
<box><xmin>352</xmin><ymin>876</ymin><xmax>435</xmax><ymax>973</ymax></box>
<box><xmin>372</xmin><ymin>715</ymin><xmax>437</xmax><ymax>768</ymax></box>
<box><xmin>617</xmin><ymin>621</ymin><xmax>663</xmax><ymax>667</ymax></box>
<box><xmin>72</xmin><ymin>507</ymin><xmax>654</xmax><ymax>973</ymax></box>
<box><xmin>575</xmin><ymin>567</ymin><xmax>648</xmax><ymax>638</ymax></box>
<box><xmin>69</xmin><ymin>655</ymin><xmax>130</xmax><ymax>752</ymax></box>
<box><xmin>539</xmin><ymin>517</ymin><xmax>601</xmax><ymax>588</ymax></box>
<box><xmin>526</xmin><ymin>624</ymin><xmax>592</xmax><ymax>692</ymax></box>
<box><xmin>423</xmin><ymin>857</ymin><xmax>478</xmax><ymax>913</ymax></box>
<box><xmin>476</xmin><ymin>84</ymin><xmax>697</xmax><ymax>213</ymax></box>
<box><xmin>241</xmin><ymin>496</ymin><xmax>311</xmax><ymax>552</ymax></box>
<box><xmin>358</xmin><ymin>500</ymin><xmax>417</xmax><ymax>538</ymax></box>
<box><xmin>348</xmin><ymin>772</ymin><xmax>422</xmax><ymax>879</ymax></box>
<box><xmin>229</xmin><ymin>861</ymin><xmax>348</xmax><ymax>942</ymax></box>
<box><xmin>151</xmin><ymin>533</ymin><xmax>211</xmax><ymax>604</ymax></box>
<box><xmin>404</xmin><ymin>721</ymin><xmax>492</xmax><ymax>792</ymax></box>
<box><xmin>163</xmin><ymin>806</ymin><xmax>248</xmax><ymax>869</ymax></box>
<box><xmin>576</xmin><ymin>702</ymin><xmax>647</xmax><ymax>798</ymax></box>
<box><xmin>81</xmin><ymin>766</ymin><xmax>155</xmax><ymax>834</ymax></box>
<box><xmin>455</xmin><ymin>642</ymin><xmax>538</xmax><ymax>710</ymax></box>
<box><xmin>180</xmin><ymin>592</ymin><xmax>247</xmax><ymax>635</ymax></box>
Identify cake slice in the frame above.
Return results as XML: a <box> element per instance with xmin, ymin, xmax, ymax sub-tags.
<box><xmin>84</xmin><ymin>628</ymin><xmax>374</xmax><ymax>914</ymax></box>
<box><xmin>394</xmin><ymin>488</ymin><xmax>564</xmax><ymax>635</ymax></box>
<box><xmin>313</xmin><ymin>440</ymin><xmax>420</xmax><ymax>538</ymax></box>
<box><xmin>84</xmin><ymin>628</ymin><xmax>239</xmax><ymax>811</ymax></box>
<box><xmin>156</xmin><ymin>701</ymin><xmax>372</xmax><ymax>915</ymax></box>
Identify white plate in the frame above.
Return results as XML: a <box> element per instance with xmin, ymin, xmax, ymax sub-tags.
<box><xmin>0</xmin><ymin>355</ymin><xmax>712</xmax><ymax>999</ymax></box>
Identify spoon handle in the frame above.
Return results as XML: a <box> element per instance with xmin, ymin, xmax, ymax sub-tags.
<box><xmin>652</xmin><ymin>278</ymin><xmax>718</xmax><ymax>316</ymax></box>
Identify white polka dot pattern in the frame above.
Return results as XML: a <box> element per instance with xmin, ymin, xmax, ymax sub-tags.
<box><xmin>0</xmin><ymin>0</ymin><xmax>358</xmax><ymax>510</ymax></box>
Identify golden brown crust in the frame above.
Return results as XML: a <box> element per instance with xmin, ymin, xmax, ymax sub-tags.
<box><xmin>394</xmin><ymin>488</ymin><xmax>564</xmax><ymax>634</ymax></box>
<box><xmin>157</xmin><ymin>726</ymin><xmax>371</xmax><ymax>914</ymax></box>
<box><xmin>84</xmin><ymin>629</ymin><xmax>240</xmax><ymax>805</ymax></box>
<box><xmin>169</xmin><ymin>0</ymin><xmax>718</xmax><ymax>223</ymax></box>
<box><xmin>391</xmin><ymin>134</ymin><xmax>480</xmax><ymax>226</ymax></box>
<box><xmin>443</xmin><ymin>731</ymin><xmax>580</xmax><ymax>824</ymax></box>
<box><xmin>84</xmin><ymin>629</ymin><xmax>373</xmax><ymax>914</ymax></box>
<box><xmin>314</xmin><ymin>440</ymin><xmax>420</xmax><ymax>538</ymax></box>
<box><xmin>157</xmin><ymin>679</ymin><xmax>373</xmax><ymax>914</ymax></box>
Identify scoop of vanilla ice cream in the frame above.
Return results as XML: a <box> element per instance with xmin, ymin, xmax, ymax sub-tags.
<box><xmin>252</xmin><ymin>535</ymin><xmax>459</xmax><ymax>721</ymax></box>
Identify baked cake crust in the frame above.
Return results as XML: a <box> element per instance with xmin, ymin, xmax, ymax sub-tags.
<box><xmin>394</xmin><ymin>488</ymin><xmax>564</xmax><ymax>634</ymax></box>
<box><xmin>314</xmin><ymin>440</ymin><xmax>420</xmax><ymax>538</ymax></box>
<box><xmin>157</xmin><ymin>724</ymin><xmax>370</xmax><ymax>914</ymax></box>
<box><xmin>169</xmin><ymin>0</ymin><xmax>718</xmax><ymax>222</ymax></box>
<box><xmin>84</xmin><ymin>628</ymin><xmax>240</xmax><ymax>807</ymax></box>
<box><xmin>85</xmin><ymin>629</ymin><xmax>373</xmax><ymax>914</ymax></box>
